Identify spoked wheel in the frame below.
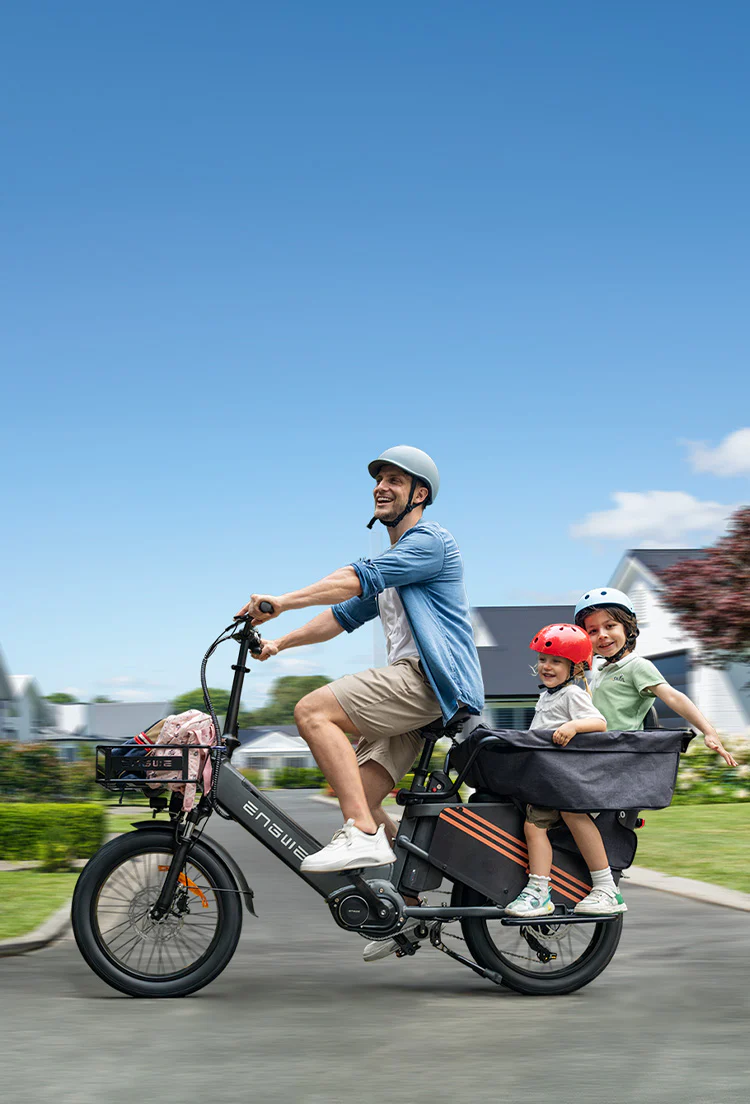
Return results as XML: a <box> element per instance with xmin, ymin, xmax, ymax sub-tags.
<box><xmin>72</xmin><ymin>829</ymin><xmax>242</xmax><ymax>997</ymax></box>
<box><xmin>452</xmin><ymin>882</ymin><xmax>623</xmax><ymax>996</ymax></box>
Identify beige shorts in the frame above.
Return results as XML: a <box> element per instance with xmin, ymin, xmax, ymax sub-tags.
<box><xmin>329</xmin><ymin>656</ymin><xmax>443</xmax><ymax>785</ymax></box>
<box><xmin>526</xmin><ymin>805</ymin><xmax>599</xmax><ymax>830</ymax></box>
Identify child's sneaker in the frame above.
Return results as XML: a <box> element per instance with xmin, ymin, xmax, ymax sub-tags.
<box><xmin>504</xmin><ymin>885</ymin><xmax>555</xmax><ymax>918</ymax></box>
<box><xmin>574</xmin><ymin>886</ymin><xmax>627</xmax><ymax>915</ymax></box>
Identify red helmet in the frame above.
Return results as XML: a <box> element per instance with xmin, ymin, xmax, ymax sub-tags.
<box><xmin>529</xmin><ymin>624</ymin><xmax>593</xmax><ymax>668</ymax></box>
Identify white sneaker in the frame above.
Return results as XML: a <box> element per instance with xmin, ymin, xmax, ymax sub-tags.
<box><xmin>363</xmin><ymin>918</ymin><xmax>423</xmax><ymax>962</ymax></box>
<box><xmin>574</xmin><ymin>886</ymin><xmax>627</xmax><ymax>915</ymax></box>
<box><xmin>300</xmin><ymin>820</ymin><xmax>396</xmax><ymax>873</ymax></box>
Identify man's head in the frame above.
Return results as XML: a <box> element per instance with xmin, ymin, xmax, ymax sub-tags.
<box><xmin>366</xmin><ymin>446</ymin><xmax>440</xmax><ymax>530</ymax></box>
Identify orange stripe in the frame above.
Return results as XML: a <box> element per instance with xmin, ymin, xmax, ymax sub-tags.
<box><xmin>444</xmin><ymin>808</ymin><xmax>583</xmax><ymax>900</ymax></box>
<box><xmin>460</xmin><ymin>808</ymin><xmax>529</xmax><ymax>860</ymax></box>
<box><xmin>459</xmin><ymin>807</ymin><xmax>593</xmax><ymax>895</ymax></box>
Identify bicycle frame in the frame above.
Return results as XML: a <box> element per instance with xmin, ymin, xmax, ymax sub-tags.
<box><xmin>149</xmin><ymin>618</ymin><xmax>612</xmax><ymax>930</ymax></box>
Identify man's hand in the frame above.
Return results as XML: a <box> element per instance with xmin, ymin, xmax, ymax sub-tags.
<box><xmin>552</xmin><ymin>722</ymin><xmax>577</xmax><ymax>746</ymax></box>
<box><xmin>251</xmin><ymin>639</ymin><xmax>280</xmax><ymax>662</ymax></box>
<box><xmin>704</xmin><ymin>732</ymin><xmax>737</xmax><ymax>767</ymax></box>
<box><xmin>235</xmin><ymin>594</ymin><xmax>282</xmax><ymax>625</ymax></box>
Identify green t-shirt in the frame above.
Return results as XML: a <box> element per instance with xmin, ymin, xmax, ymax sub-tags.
<box><xmin>592</xmin><ymin>654</ymin><xmax>667</xmax><ymax>731</ymax></box>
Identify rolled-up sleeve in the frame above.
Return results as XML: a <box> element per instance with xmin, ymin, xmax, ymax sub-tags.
<box><xmin>331</xmin><ymin>594</ymin><xmax>379</xmax><ymax>633</ymax></box>
<box><xmin>351</xmin><ymin>529</ymin><xmax>445</xmax><ymax>600</ymax></box>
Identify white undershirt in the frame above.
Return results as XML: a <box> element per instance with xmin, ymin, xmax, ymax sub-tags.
<box><xmin>378</xmin><ymin>588</ymin><xmax>419</xmax><ymax>665</ymax></box>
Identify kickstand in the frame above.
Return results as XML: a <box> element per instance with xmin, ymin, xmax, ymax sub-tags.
<box><xmin>429</xmin><ymin>924</ymin><xmax>503</xmax><ymax>986</ymax></box>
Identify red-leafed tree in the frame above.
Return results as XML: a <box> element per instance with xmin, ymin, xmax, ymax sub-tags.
<box><xmin>660</xmin><ymin>506</ymin><xmax>750</xmax><ymax>667</ymax></box>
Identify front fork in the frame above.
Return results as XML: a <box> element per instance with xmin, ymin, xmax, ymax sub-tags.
<box><xmin>149</xmin><ymin>807</ymin><xmax>202</xmax><ymax>921</ymax></box>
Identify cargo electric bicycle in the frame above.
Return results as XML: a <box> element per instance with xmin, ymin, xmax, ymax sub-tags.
<box><xmin>72</xmin><ymin>615</ymin><xmax>681</xmax><ymax>999</ymax></box>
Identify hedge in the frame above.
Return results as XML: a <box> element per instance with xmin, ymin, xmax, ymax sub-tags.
<box><xmin>273</xmin><ymin>766</ymin><xmax>326</xmax><ymax>789</ymax></box>
<box><xmin>0</xmin><ymin>803</ymin><xmax>106</xmax><ymax>862</ymax></box>
<box><xmin>672</xmin><ymin>736</ymin><xmax>750</xmax><ymax>804</ymax></box>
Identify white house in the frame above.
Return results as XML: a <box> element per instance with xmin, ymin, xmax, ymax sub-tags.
<box><xmin>473</xmin><ymin>548</ymin><xmax>750</xmax><ymax>735</ymax></box>
<box><xmin>609</xmin><ymin>549</ymin><xmax>750</xmax><ymax>734</ymax></box>
<box><xmin>235</xmin><ymin>725</ymin><xmax>317</xmax><ymax>784</ymax></box>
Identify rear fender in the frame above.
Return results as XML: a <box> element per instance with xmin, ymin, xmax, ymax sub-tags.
<box><xmin>131</xmin><ymin>821</ymin><xmax>256</xmax><ymax>916</ymax></box>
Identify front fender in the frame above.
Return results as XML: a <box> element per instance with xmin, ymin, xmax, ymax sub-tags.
<box><xmin>132</xmin><ymin>821</ymin><xmax>256</xmax><ymax>916</ymax></box>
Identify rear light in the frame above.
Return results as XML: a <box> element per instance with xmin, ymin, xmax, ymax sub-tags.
<box><xmin>635</xmin><ymin>817</ymin><xmax>645</xmax><ymax>829</ymax></box>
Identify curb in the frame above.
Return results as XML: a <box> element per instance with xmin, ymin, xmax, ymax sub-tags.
<box><xmin>308</xmin><ymin>795</ymin><xmax>750</xmax><ymax>912</ymax></box>
<box><xmin>0</xmin><ymin>899</ymin><xmax>73</xmax><ymax>958</ymax></box>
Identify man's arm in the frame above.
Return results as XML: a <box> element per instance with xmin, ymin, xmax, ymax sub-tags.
<box><xmin>650</xmin><ymin>684</ymin><xmax>737</xmax><ymax>766</ymax></box>
<box><xmin>252</xmin><ymin>609</ymin><xmax>345</xmax><ymax>662</ymax></box>
<box><xmin>236</xmin><ymin>566</ymin><xmax>362</xmax><ymax>624</ymax></box>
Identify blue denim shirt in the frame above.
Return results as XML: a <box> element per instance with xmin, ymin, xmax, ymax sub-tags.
<box><xmin>331</xmin><ymin>521</ymin><xmax>484</xmax><ymax>722</ymax></box>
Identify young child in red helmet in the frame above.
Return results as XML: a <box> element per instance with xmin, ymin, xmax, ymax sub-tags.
<box><xmin>505</xmin><ymin>623</ymin><xmax>627</xmax><ymax>918</ymax></box>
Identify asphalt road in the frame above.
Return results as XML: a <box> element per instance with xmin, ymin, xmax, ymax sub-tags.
<box><xmin>2</xmin><ymin>793</ymin><xmax>749</xmax><ymax>1104</ymax></box>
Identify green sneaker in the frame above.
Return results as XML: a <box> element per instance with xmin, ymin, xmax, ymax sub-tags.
<box><xmin>574</xmin><ymin>886</ymin><xmax>627</xmax><ymax>915</ymax></box>
<box><xmin>505</xmin><ymin>885</ymin><xmax>555</xmax><ymax>918</ymax></box>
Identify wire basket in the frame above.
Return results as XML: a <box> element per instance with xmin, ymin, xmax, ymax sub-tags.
<box><xmin>95</xmin><ymin>744</ymin><xmax>216</xmax><ymax>794</ymax></box>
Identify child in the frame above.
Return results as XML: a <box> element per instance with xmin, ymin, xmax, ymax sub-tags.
<box><xmin>505</xmin><ymin>624</ymin><xmax>628</xmax><ymax>919</ymax></box>
<box><xmin>574</xmin><ymin>587</ymin><xmax>737</xmax><ymax>768</ymax></box>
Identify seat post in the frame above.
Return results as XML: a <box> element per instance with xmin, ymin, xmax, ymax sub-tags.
<box><xmin>411</xmin><ymin>731</ymin><xmax>440</xmax><ymax>791</ymax></box>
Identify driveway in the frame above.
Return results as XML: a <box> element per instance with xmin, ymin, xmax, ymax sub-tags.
<box><xmin>2</xmin><ymin>792</ymin><xmax>748</xmax><ymax>1104</ymax></box>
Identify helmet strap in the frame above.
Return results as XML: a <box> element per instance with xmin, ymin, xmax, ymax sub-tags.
<box><xmin>367</xmin><ymin>476</ymin><xmax>421</xmax><ymax>530</ymax></box>
<box><xmin>601</xmin><ymin>637</ymin><xmax>636</xmax><ymax>666</ymax></box>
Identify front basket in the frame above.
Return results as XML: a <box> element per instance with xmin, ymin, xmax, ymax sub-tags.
<box><xmin>95</xmin><ymin>745</ymin><xmax>213</xmax><ymax>794</ymax></box>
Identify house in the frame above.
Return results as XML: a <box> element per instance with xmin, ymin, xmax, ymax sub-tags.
<box><xmin>235</xmin><ymin>725</ymin><xmax>317</xmax><ymax>784</ymax></box>
<box><xmin>609</xmin><ymin>549</ymin><xmax>750</xmax><ymax>733</ymax></box>
<box><xmin>6</xmin><ymin>675</ymin><xmax>56</xmax><ymax>743</ymax></box>
<box><xmin>0</xmin><ymin>650</ymin><xmax>15</xmax><ymax>738</ymax></box>
<box><xmin>473</xmin><ymin>549</ymin><xmax>750</xmax><ymax>735</ymax></box>
<box><xmin>473</xmin><ymin>604</ymin><xmax>573</xmax><ymax>729</ymax></box>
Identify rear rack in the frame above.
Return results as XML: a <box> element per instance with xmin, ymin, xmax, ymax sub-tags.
<box><xmin>95</xmin><ymin>744</ymin><xmax>222</xmax><ymax>794</ymax></box>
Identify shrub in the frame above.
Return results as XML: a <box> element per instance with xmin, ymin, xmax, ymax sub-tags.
<box><xmin>672</xmin><ymin>736</ymin><xmax>750</xmax><ymax>805</ymax></box>
<box><xmin>238</xmin><ymin>768</ymin><xmax>263</xmax><ymax>787</ymax></box>
<box><xmin>0</xmin><ymin>803</ymin><xmax>106</xmax><ymax>861</ymax></box>
<box><xmin>273</xmin><ymin>766</ymin><xmax>326</xmax><ymax>789</ymax></box>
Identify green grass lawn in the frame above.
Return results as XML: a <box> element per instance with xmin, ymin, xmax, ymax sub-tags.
<box><xmin>634</xmin><ymin>803</ymin><xmax>750</xmax><ymax>894</ymax></box>
<box><xmin>0</xmin><ymin>870</ymin><xmax>80</xmax><ymax>940</ymax></box>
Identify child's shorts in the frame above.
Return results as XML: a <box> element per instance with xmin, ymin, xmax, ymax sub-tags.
<box><xmin>526</xmin><ymin>805</ymin><xmax>600</xmax><ymax>829</ymax></box>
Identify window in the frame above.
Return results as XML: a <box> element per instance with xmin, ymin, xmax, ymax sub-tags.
<box><xmin>648</xmin><ymin>651</ymin><xmax>689</xmax><ymax>729</ymax></box>
<box><xmin>485</xmin><ymin>699</ymin><xmax>538</xmax><ymax>729</ymax></box>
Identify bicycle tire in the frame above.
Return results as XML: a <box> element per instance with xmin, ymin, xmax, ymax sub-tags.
<box><xmin>453</xmin><ymin>881</ymin><xmax>623</xmax><ymax>996</ymax></box>
<box><xmin>72</xmin><ymin>829</ymin><xmax>243</xmax><ymax>998</ymax></box>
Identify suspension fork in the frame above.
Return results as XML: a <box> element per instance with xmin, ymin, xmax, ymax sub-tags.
<box><xmin>149</xmin><ymin>808</ymin><xmax>202</xmax><ymax>921</ymax></box>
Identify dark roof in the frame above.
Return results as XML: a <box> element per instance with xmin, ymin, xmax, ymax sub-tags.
<box><xmin>475</xmin><ymin>605</ymin><xmax>573</xmax><ymax>698</ymax></box>
<box><xmin>237</xmin><ymin>724</ymin><xmax>300</xmax><ymax>746</ymax></box>
<box><xmin>628</xmin><ymin>548</ymin><xmax>708</xmax><ymax>577</ymax></box>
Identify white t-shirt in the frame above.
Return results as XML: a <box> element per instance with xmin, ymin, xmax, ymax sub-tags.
<box><xmin>378</xmin><ymin>587</ymin><xmax>419</xmax><ymax>665</ymax></box>
<box><xmin>531</xmin><ymin>683</ymin><xmax>606</xmax><ymax>731</ymax></box>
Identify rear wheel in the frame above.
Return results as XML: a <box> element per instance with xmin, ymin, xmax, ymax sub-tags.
<box><xmin>72</xmin><ymin>829</ymin><xmax>242</xmax><ymax>997</ymax></box>
<box><xmin>453</xmin><ymin>882</ymin><xmax>623</xmax><ymax>996</ymax></box>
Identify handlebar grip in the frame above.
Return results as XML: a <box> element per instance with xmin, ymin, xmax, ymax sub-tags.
<box><xmin>259</xmin><ymin>601</ymin><xmax>274</xmax><ymax>614</ymax></box>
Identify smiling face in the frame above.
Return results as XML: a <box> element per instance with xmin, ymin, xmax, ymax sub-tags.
<box><xmin>372</xmin><ymin>463</ymin><xmax>428</xmax><ymax>525</ymax></box>
<box><xmin>536</xmin><ymin>654</ymin><xmax>573</xmax><ymax>689</ymax></box>
<box><xmin>582</xmin><ymin>609</ymin><xmax>629</xmax><ymax>659</ymax></box>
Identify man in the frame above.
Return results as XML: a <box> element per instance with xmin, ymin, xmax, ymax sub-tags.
<box><xmin>236</xmin><ymin>446</ymin><xmax>483</xmax><ymax>884</ymax></box>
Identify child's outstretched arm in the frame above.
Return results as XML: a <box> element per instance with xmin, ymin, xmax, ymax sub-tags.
<box><xmin>650</xmin><ymin>684</ymin><xmax>737</xmax><ymax>767</ymax></box>
<box><xmin>552</xmin><ymin>716</ymin><xmax>607</xmax><ymax>747</ymax></box>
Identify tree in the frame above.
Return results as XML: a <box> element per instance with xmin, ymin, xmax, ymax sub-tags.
<box><xmin>172</xmin><ymin>688</ymin><xmax>231</xmax><ymax>715</ymax></box>
<box><xmin>241</xmin><ymin>676</ymin><xmax>332</xmax><ymax>727</ymax></box>
<box><xmin>92</xmin><ymin>696</ymin><xmax>116</xmax><ymax>703</ymax></box>
<box><xmin>660</xmin><ymin>506</ymin><xmax>750</xmax><ymax>668</ymax></box>
<box><xmin>45</xmin><ymin>692</ymin><xmax>78</xmax><ymax>704</ymax></box>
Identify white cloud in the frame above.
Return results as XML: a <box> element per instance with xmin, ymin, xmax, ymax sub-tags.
<box><xmin>686</xmin><ymin>428</ymin><xmax>750</xmax><ymax>476</ymax></box>
<box><xmin>570</xmin><ymin>491</ymin><xmax>737</xmax><ymax>546</ymax></box>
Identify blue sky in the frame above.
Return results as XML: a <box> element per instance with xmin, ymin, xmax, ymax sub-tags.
<box><xmin>2</xmin><ymin>2</ymin><xmax>748</xmax><ymax>708</ymax></box>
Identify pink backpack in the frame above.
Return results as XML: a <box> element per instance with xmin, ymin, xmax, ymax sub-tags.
<box><xmin>145</xmin><ymin>709</ymin><xmax>219</xmax><ymax>811</ymax></box>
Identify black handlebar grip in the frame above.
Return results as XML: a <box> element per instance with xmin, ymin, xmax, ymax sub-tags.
<box><xmin>259</xmin><ymin>601</ymin><xmax>274</xmax><ymax>614</ymax></box>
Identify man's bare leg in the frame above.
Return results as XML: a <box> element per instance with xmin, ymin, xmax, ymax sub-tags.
<box><xmin>359</xmin><ymin>759</ymin><xmax>420</xmax><ymax>906</ymax></box>
<box><xmin>294</xmin><ymin>686</ymin><xmax>378</xmax><ymax>834</ymax></box>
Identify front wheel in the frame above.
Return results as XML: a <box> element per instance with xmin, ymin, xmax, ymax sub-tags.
<box><xmin>453</xmin><ymin>882</ymin><xmax>623</xmax><ymax>996</ymax></box>
<box><xmin>72</xmin><ymin>829</ymin><xmax>243</xmax><ymax>997</ymax></box>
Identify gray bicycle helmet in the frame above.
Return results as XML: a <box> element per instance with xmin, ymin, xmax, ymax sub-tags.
<box><xmin>366</xmin><ymin>445</ymin><xmax>440</xmax><ymax>529</ymax></box>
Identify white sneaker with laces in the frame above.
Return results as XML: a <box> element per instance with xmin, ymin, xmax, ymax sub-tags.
<box><xmin>300</xmin><ymin>819</ymin><xmax>396</xmax><ymax>873</ymax></box>
<box><xmin>362</xmin><ymin>917</ymin><xmax>423</xmax><ymax>962</ymax></box>
<box><xmin>574</xmin><ymin>886</ymin><xmax>627</xmax><ymax>915</ymax></box>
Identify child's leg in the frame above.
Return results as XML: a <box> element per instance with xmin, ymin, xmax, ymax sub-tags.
<box><xmin>524</xmin><ymin>821</ymin><xmax>553</xmax><ymax>876</ymax></box>
<box><xmin>560</xmin><ymin>812</ymin><xmax>627</xmax><ymax>914</ymax></box>
<box><xmin>505</xmin><ymin>811</ymin><xmax>555</xmax><ymax>917</ymax></box>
